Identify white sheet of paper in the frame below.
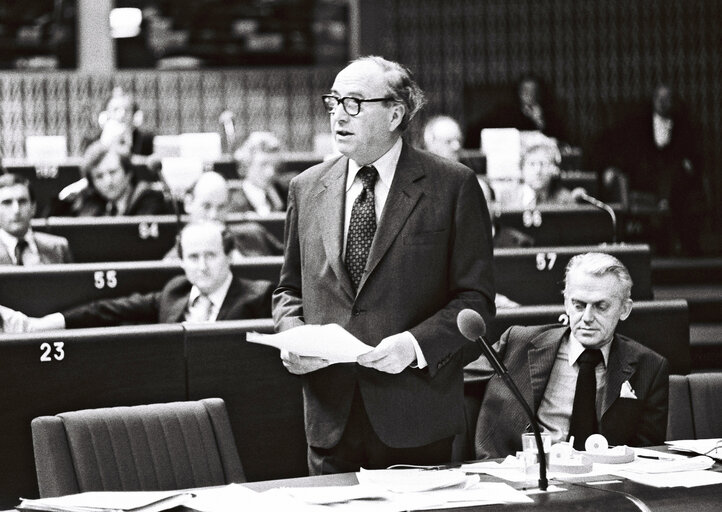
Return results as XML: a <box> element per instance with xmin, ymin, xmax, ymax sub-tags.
<box><xmin>19</xmin><ymin>490</ymin><xmax>194</xmax><ymax>512</ymax></box>
<box><xmin>247</xmin><ymin>324</ymin><xmax>374</xmax><ymax>363</ymax></box>
<box><xmin>666</xmin><ymin>438</ymin><xmax>722</xmax><ymax>458</ymax></box>
<box><xmin>188</xmin><ymin>484</ymin><xmax>323</xmax><ymax>512</ymax></box>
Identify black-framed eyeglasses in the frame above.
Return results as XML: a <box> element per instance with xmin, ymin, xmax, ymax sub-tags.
<box><xmin>321</xmin><ymin>95</ymin><xmax>395</xmax><ymax>116</ymax></box>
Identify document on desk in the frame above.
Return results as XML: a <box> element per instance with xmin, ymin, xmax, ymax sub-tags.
<box><xmin>247</xmin><ymin>324</ymin><xmax>374</xmax><ymax>363</ymax></box>
<box><xmin>666</xmin><ymin>438</ymin><xmax>722</xmax><ymax>459</ymax></box>
<box><xmin>17</xmin><ymin>490</ymin><xmax>194</xmax><ymax>512</ymax></box>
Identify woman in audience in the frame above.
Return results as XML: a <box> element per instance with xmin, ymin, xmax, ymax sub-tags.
<box><xmin>228</xmin><ymin>131</ymin><xmax>286</xmax><ymax>214</ymax></box>
<box><xmin>49</xmin><ymin>141</ymin><xmax>168</xmax><ymax>217</ymax></box>
<box><xmin>496</xmin><ymin>142</ymin><xmax>577</xmax><ymax>210</ymax></box>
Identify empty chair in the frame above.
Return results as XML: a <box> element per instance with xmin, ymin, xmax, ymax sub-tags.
<box><xmin>667</xmin><ymin>375</ymin><xmax>694</xmax><ymax>441</ymax></box>
<box><xmin>31</xmin><ymin>398</ymin><xmax>244</xmax><ymax>497</ymax></box>
<box><xmin>687</xmin><ymin>372</ymin><xmax>722</xmax><ymax>439</ymax></box>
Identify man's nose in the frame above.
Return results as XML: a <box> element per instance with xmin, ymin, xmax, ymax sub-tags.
<box><xmin>331</xmin><ymin>104</ymin><xmax>349</xmax><ymax>123</ymax></box>
<box><xmin>581</xmin><ymin>304</ymin><xmax>595</xmax><ymax>322</ymax></box>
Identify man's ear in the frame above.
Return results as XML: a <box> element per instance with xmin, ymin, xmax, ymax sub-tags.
<box><xmin>388</xmin><ymin>103</ymin><xmax>405</xmax><ymax>132</ymax></box>
<box><xmin>619</xmin><ymin>298</ymin><xmax>633</xmax><ymax>321</ymax></box>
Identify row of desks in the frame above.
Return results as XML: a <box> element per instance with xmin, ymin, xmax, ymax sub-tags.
<box><xmin>0</xmin><ymin>244</ymin><xmax>652</xmax><ymax>316</ymax></box>
<box><xmin>27</xmin><ymin>206</ymin><xmax>621</xmax><ymax>264</ymax></box>
<box><xmin>0</xmin><ymin>299</ymin><xmax>690</xmax><ymax>508</ymax></box>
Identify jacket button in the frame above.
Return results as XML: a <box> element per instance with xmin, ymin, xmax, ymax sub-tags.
<box><xmin>352</xmin><ymin>308</ymin><xmax>360</xmax><ymax>316</ymax></box>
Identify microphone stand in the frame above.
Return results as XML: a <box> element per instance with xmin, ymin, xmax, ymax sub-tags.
<box><xmin>577</xmin><ymin>192</ymin><xmax>618</xmax><ymax>244</ymax></box>
<box><xmin>474</xmin><ymin>335</ymin><xmax>548</xmax><ymax>490</ymax></box>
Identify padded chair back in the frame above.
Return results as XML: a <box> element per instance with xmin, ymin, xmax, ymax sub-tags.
<box><xmin>667</xmin><ymin>375</ymin><xmax>694</xmax><ymax>441</ymax></box>
<box><xmin>32</xmin><ymin>398</ymin><xmax>244</xmax><ymax>497</ymax></box>
<box><xmin>687</xmin><ymin>373</ymin><xmax>722</xmax><ymax>439</ymax></box>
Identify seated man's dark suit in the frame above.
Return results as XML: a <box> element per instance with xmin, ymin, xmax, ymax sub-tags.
<box><xmin>62</xmin><ymin>275</ymin><xmax>273</xmax><ymax>328</ymax></box>
<box><xmin>0</xmin><ymin>231</ymin><xmax>73</xmax><ymax>264</ymax></box>
<box><xmin>474</xmin><ymin>324</ymin><xmax>669</xmax><ymax>459</ymax></box>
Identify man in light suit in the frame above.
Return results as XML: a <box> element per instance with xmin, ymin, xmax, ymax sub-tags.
<box><xmin>472</xmin><ymin>252</ymin><xmax>669</xmax><ymax>459</ymax></box>
<box><xmin>273</xmin><ymin>56</ymin><xmax>495</xmax><ymax>474</ymax></box>
<box><xmin>1</xmin><ymin>221</ymin><xmax>272</xmax><ymax>331</ymax></box>
<box><xmin>0</xmin><ymin>173</ymin><xmax>72</xmax><ymax>265</ymax></box>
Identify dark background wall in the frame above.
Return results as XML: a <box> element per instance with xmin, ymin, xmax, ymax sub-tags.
<box><xmin>364</xmin><ymin>0</ymin><xmax>720</xmax><ymax>230</ymax></box>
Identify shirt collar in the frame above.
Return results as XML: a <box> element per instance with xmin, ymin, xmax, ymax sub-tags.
<box><xmin>188</xmin><ymin>273</ymin><xmax>233</xmax><ymax>312</ymax></box>
<box><xmin>0</xmin><ymin>228</ymin><xmax>38</xmax><ymax>257</ymax></box>
<box><xmin>345</xmin><ymin>137</ymin><xmax>403</xmax><ymax>192</ymax></box>
<box><xmin>567</xmin><ymin>332</ymin><xmax>612</xmax><ymax>368</ymax></box>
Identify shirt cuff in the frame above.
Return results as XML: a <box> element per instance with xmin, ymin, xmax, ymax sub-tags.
<box><xmin>403</xmin><ymin>331</ymin><xmax>428</xmax><ymax>369</ymax></box>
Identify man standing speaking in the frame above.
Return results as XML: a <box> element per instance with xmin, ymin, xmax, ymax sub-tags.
<box><xmin>273</xmin><ymin>56</ymin><xmax>495</xmax><ymax>474</ymax></box>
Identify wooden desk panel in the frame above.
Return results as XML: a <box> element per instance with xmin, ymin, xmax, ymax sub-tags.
<box><xmin>494</xmin><ymin>244</ymin><xmax>652</xmax><ymax>304</ymax></box>
<box><xmin>0</xmin><ymin>258</ymin><xmax>283</xmax><ymax>317</ymax></box>
<box><xmin>0</xmin><ymin>325</ymin><xmax>186</xmax><ymax>508</ymax></box>
<box><xmin>184</xmin><ymin>320</ymin><xmax>308</xmax><ymax>482</ymax></box>
<box><xmin>495</xmin><ymin>206</ymin><xmax>615</xmax><ymax>246</ymax></box>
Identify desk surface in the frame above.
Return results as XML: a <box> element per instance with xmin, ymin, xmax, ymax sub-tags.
<box><xmin>241</xmin><ymin>452</ymin><xmax>722</xmax><ymax>511</ymax></box>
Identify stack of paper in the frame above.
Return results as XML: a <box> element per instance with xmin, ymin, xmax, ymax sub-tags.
<box><xmin>18</xmin><ymin>491</ymin><xmax>194</xmax><ymax>512</ymax></box>
<box><xmin>666</xmin><ymin>438</ymin><xmax>722</xmax><ymax>460</ymax></box>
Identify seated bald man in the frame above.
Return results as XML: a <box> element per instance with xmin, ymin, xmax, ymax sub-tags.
<box><xmin>163</xmin><ymin>171</ymin><xmax>282</xmax><ymax>261</ymax></box>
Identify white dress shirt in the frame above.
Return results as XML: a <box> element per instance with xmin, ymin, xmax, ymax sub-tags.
<box><xmin>653</xmin><ymin>113</ymin><xmax>673</xmax><ymax>148</ymax></box>
<box><xmin>241</xmin><ymin>180</ymin><xmax>273</xmax><ymax>215</ymax></box>
<box><xmin>0</xmin><ymin>228</ymin><xmax>41</xmax><ymax>265</ymax></box>
<box><xmin>343</xmin><ymin>138</ymin><xmax>427</xmax><ymax>368</ymax></box>
<box><xmin>536</xmin><ymin>334</ymin><xmax>611</xmax><ymax>444</ymax></box>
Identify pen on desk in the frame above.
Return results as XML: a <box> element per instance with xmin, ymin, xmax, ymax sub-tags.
<box><xmin>637</xmin><ymin>454</ymin><xmax>674</xmax><ymax>460</ymax></box>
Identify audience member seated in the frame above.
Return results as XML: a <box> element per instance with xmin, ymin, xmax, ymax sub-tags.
<box><xmin>423</xmin><ymin>115</ymin><xmax>464</xmax><ymax>162</ymax></box>
<box><xmin>600</xmin><ymin>83</ymin><xmax>708</xmax><ymax>255</ymax></box>
<box><xmin>81</xmin><ymin>86</ymin><xmax>155</xmax><ymax>165</ymax></box>
<box><xmin>48</xmin><ymin>141</ymin><xmax>169</xmax><ymax>217</ymax></box>
<box><xmin>229</xmin><ymin>131</ymin><xmax>287</xmax><ymax>214</ymax></box>
<box><xmin>163</xmin><ymin>171</ymin><xmax>283</xmax><ymax>261</ymax></box>
<box><xmin>470</xmin><ymin>252</ymin><xmax>669</xmax><ymax>458</ymax></box>
<box><xmin>0</xmin><ymin>221</ymin><xmax>273</xmax><ymax>332</ymax></box>
<box><xmin>466</xmin><ymin>74</ymin><xmax>570</xmax><ymax>149</ymax></box>
<box><xmin>494</xmin><ymin>141</ymin><xmax>578</xmax><ymax>210</ymax></box>
<box><xmin>0</xmin><ymin>173</ymin><xmax>72</xmax><ymax>264</ymax></box>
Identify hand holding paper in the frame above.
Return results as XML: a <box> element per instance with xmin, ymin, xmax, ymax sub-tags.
<box><xmin>247</xmin><ymin>324</ymin><xmax>374</xmax><ymax>364</ymax></box>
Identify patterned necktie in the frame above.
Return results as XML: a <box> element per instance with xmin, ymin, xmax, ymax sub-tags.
<box><xmin>345</xmin><ymin>165</ymin><xmax>378</xmax><ymax>292</ymax></box>
<box><xmin>107</xmin><ymin>202</ymin><xmax>118</xmax><ymax>216</ymax></box>
<box><xmin>189</xmin><ymin>294</ymin><xmax>214</xmax><ymax>322</ymax></box>
<box><xmin>15</xmin><ymin>239</ymin><xmax>28</xmax><ymax>266</ymax></box>
<box><xmin>568</xmin><ymin>348</ymin><xmax>604</xmax><ymax>450</ymax></box>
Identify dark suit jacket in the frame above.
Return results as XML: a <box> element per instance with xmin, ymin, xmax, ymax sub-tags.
<box><xmin>228</xmin><ymin>181</ymin><xmax>286</xmax><ymax>214</ymax></box>
<box><xmin>474</xmin><ymin>325</ymin><xmax>669</xmax><ymax>459</ymax></box>
<box><xmin>63</xmin><ymin>275</ymin><xmax>273</xmax><ymax>328</ymax></box>
<box><xmin>49</xmin><ymin>181</ymin><xmax>169</xmax><ymax>217</ymax></box>
<box><xmin>273</xmin><ymin>142</ymin><xmax>495</xmax><ymax>449</ymax></box>
<box><xmin>0</xmin><ymin>231</ymin><xmax>73</xmax><ymax>264</ymax></box>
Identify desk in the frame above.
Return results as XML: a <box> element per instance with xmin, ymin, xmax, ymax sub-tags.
<box><xmin>240</xmin><ymin>454</ymin><xmax>722</xmax><ymax>511</ymax></box>
<box><xmin>0</xmin><ymin>258</ymin><xmax>283</xmax><ymax>317</ymax></box>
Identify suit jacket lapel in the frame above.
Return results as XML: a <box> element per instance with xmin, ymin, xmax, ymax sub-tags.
<box><xmin>216</xmin><ymin>277</ymin><xmax>247</xmax><ymax>320</ymax></box>
<box><xmin>602</xmin><ymin>335</ymin><xmax>636</xmax><ymax>416</ymax></box>
<box><xmin>318</xmin><ymin>156</ymin><xmax>355</xmax><ymax>300</ymax></box>
<box><xmin>359</xmin><ymin>144</ymin><xmax>424</xmax><ymax>292</ymax></box>
<box><xmin>527</xmin><ymin>329</ymin><xmax>566</xmax><ymax>411</ymax></box>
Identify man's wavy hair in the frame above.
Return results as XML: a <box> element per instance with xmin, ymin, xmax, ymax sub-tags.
<box><xmin>352</xmin><ymin>56</ymin><xmax>426</xmax><ymax>131</ymax></box>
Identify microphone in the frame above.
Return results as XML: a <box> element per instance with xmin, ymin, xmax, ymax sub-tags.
<box><xmin>457</xmin><ymin>309</ymin><xmax>548</xmax><ymax>490</ymax></box>
<box><xmin>219</xmin><ymin>110</ymin><xmax>236</xmax><ymax>154</ymax></box>
<box><xmin>571</xmin><ymin>188</ymin><xmax>618</xmax><ymax>244</ymax></box>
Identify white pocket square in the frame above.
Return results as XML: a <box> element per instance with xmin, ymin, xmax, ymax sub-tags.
<box><xmin>620</xmin><ymin>380</ymin><xmax>637</xmax><ymax>399</ymax></box>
